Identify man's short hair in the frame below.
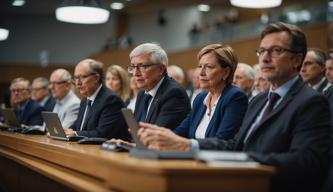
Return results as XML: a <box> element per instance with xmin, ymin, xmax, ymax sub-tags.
<box><xmin>33</xmin><ymin>77</ymin><xmax>49</xmax><ymax>88</ymax></box>
<box><xmin>307</xmin><ymin>48</ymin><xmax>327</xmax><ymax>66</ymax></box>
<box><xmin>237</xmin><ymin>63</ymin><xmax>255</xmax><ymax>80</ymax></box>
<box><xmin>129</xmin><ymin>42</ymin><xmax>168</xmax><ymax>67</ymax></box>
<box><xmin>11</xmin><ymin>78</ymin><xmax>31</xmax><ymax>90</ymax></box>
<box><xmin>261</xmin><ymin>22</ymin><xmax>307</xmax><ymax>64</ymax></box>
<box><xmin>85</xmin><ymin>59</ymin><xmax>105</xmax><ymax>83</ymax></box>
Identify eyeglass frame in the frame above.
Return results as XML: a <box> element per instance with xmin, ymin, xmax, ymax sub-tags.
<box><xmin>10</xmin><ymin>88</ymin><xmax>30</xmax><ymax>93</ymax></box>
<box><xmin>49</xmin><ymin>80</ymin><xmax>70</xmax><ymax>86</ymax></box>
<box><xmin>31</xmin><ymin>87</ymin><xmax>48</xmax><ymax>92</ymax></box>
<box><xmin>127</xmin><ymin>63</ymin><xmax>157</xmax><ymax>74</ymax></box>
<box><xmin>72</xmin><ymin>73</ymin><xmax>97</xmax><ymax>82</ymax></box>
<box><xmin>256</xmin><ymin>46</ymin><xmax>298</xmax><ymax>58</ymax></box>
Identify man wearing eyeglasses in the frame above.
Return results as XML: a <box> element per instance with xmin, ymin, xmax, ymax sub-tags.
<box><xmin>31</xmin><ymin>77</ymin><xmax>55</xmax><ymax>112</ymax></box>
<box><xmin>64</xmin><ymin>59</ymin><xmax>130</xmax><ymax>140</ymax></box>
<box><xmin>129</xmin><ymin>43</ymin><xmax>191</xmax><ymax>130</ymax></box>
<box><xmin>10</xmin><ymin>78</ymin><xmax>44</xmax><ymax>126</ymax></box>
<box><xmin>163</xmin><ymin>23</ymin><xmax>331</xmax><ymax>191</ymax></box>
<box><xmin>49</xmin><ymin>69</ymin><xmax>80</xmax><ymax>128</ymax></box>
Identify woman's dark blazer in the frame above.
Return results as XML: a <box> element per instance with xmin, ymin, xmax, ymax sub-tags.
<box><xmin>173</xmin><ymin>84</ymin><xmax>248</xmax><ymax>139</ymax></box>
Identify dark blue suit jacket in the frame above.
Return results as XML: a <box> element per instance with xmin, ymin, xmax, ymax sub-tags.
<box><xmin>174</xmin><ymin>84</ymin><xmax>248</xmax><ymax>139</ymax></box>
<box><xmin>70</xmin><ymin>85</ymin><xmax>130</xmax><ymax>140</ymax></box>
<box><xmin>198</xmin><ymin>77</ymin><xmax>332</xmax><ymax>192</ymax></box>
<box><xmin>15</xmin><ymin>99</ymin><xmax>45</xmax><ymax>126</ymax></box>
<box><xmin>43</xmin><ymin>95</ymin><xmax>55</xmax><ymax>112</ymax></box>
<box><xmin>134</xmin><ymin>76</ymin><xmax>191</xmax><ymax>130</ymax></box>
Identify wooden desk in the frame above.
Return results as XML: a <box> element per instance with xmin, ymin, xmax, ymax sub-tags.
<box><xmin>0</xmin><ymin>131</ymin><xmax>275</xmax><ymax>192</ymax></box>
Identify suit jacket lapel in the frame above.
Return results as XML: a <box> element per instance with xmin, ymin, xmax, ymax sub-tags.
<box><xmin>244</xmin><ymin>78</ymin><xmax>304</xmax><ymax>145</ymax></box>
<box><xmin>236</xmin><ymin>94</ymin><xmax>268</xmax><ymax>147</ymax></box>
<box><xmin>145</xmin><ymin>77</ymin><xmax>168</xmax><ymax>122</ymax></box>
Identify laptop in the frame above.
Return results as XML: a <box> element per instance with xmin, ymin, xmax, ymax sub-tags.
<box><xmin>0</xmin><ymin>108</ymin><xmax>23</xmax><ymax>131</ymax></box>
<box><xmin>42</xmin><ymin>111</ymin><xmax>85</xmax><ymax>141</ymax></box>
<box><xmin>101</xmin><ymin>108</ymin><xmax>194</xmax><ymax>159</ymax></box>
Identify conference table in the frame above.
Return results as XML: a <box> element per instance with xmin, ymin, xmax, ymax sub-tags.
<box><xmin>0</xmin><ymin>131</ymin><xmax>275</xmax><ymax>192</ymax></box>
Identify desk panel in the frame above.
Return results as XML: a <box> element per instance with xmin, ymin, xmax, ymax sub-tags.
<box><xmin>0</xmin><ymin>131</ymin><xmax>275</xmax><ymax>192</ymax></box>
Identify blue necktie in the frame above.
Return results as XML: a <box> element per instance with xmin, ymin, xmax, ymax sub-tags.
<box><xmin>140</xmin><ymin>94</ymin><xmax>152</xmax><ymax>122</ymax></box>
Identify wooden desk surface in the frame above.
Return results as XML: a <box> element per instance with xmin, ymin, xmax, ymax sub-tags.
<box><xmin>0</xmin><ymin>131</ymin><xmax>275</xmax><ymax>192</ymax></box>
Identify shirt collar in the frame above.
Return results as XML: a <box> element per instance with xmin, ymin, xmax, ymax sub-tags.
<box><xmin>87</xmin><ymin>84</ymin><xmax>102</xmax><ymax>104</ymax></box>
<box><xmin>145</xmin><ymin>77</ymin><xmax>165</xmax><ymax>98</ymax></box>
<box><xmin>311</xmin><ymin>77</ymin><xmax>326</xmax><ymax>90</ymax></box>
<box><xmin>203</xmin><ymin>92</ymin><xmax>221</xmax><ymax>108</ymax></box>
<box><xmin>57</xmin><ymin>90</ymin><xmax>73</xmax><ymax>105</ymax></box>
<box><xmin>269</xmin><ymin>75</ymin><xmax>299</xmax><ymax>100</ymax></box>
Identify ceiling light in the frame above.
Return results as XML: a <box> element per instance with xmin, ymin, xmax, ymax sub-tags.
<box><xmin>56</xmin><ymin>0</ymin><xmax>110</xmax><ymax>24</ymax></box>
<box><xmin>12</xmin><ymin>0</ymin><xmax>25</xmax><ymax>6</ymax></box>
<box><xmin>198</xmin><ymin>4</ymin><xmax>210</xmax><ymax>12</ymax></box>
<box><xmin>230</xmin><ymin>0</ymin><xmax>282</xmax><ymax>8</ymax></box>
<box><xmin>0</xmin><ymin>23</ymin><xmax>9</xmax><ymax>41</ymax></box>
<box><xmin>329</xmin><ymin>1</ymin><xmax>333</xmax><ymax>7</ymax></box>
<box><xmin>110</xmin><ymin>2</ymin><xmax>124</xmax><ymax>10</ymax></box>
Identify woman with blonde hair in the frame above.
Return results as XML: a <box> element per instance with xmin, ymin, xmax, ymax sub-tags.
<box><xmin>105</xmin><ymin>65</ymin><xmax>131</xmax><ymax>102</ymax></box>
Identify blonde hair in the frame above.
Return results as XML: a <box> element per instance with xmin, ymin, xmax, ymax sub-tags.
<box><xmin>106</xmin><ymin>65</ymin><xmax>130</xmax><ymax>102</ymax></box>
<box><xmin>197</xmin><ymin>44</ymin><xmax>238</xmax><ymax>84</ymax></box>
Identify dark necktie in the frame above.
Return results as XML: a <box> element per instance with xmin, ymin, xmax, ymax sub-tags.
<box><xmin>260</xmin><ymin>92</ymin><xmax>280</xmax><ymax>122</ymax></box>
<box><xmin>80</xmin><ymin>99</ymin><xmax>92</xmax><ymax>131</ymax></box>
<box><xmin>244</xmin><ymin>92</ymin><xmax>280</xmax><ymax>145</ymax></box>
<box><xmin>140</xmin><ymin>94</ymin><xmax>152</xmax><ymax>122</ymax></box>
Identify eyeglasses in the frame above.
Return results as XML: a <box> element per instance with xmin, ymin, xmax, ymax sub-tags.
<box><xmin>10</xmin><ymin>88</ymin><xmax>29</xmax><ymax>93</ymax></box>
<box><xmin>49</xmin><ymin>80</ymin><xmax>68</xmax><ymax>85</ymax></box>
<box><xmin>72</xmin><ymin>73</ymin><xmax>96</xmax><ymax>82</ymax></box>
<box><xmin>256</xmin><ymin>46</ymin><xmax>297</xmax><ymax>58</ymax></box>
<box><xmin>127</xmin><ymin>64</ymin><xmax>156</xmax><ymax>73</ymax></box>
<box><xmin>31</xmin><ymin>87</ymin><xmax>47</xmax><ymax>92</ymax></box>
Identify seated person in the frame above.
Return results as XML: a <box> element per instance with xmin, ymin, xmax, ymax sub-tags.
<box><xmin>10</xmin><ymin>78</ymin><xmax>45</xmax><ymax>126</ymax></box>
<box><xmin>105</xmin><ymin>65</ymin><xmax>131</xmax><ymax>103</ymax></box>
<box><xmin>49</xmin><ymin>69</ymin><xmax>81</xmax><ymax>128</ymax></box>
<box><xmin>111</xmin><ymin>44</ymin><xmax>248</xmax><ymax>146</ymax></box>
<box><xmin>31</xmin><ymin>77</ymin><xmax>55</xmax><ymax>111</ymax></box>
<box><xmin>64</xmin><ymin>59</ymin><xmax>130</xmax><ymax>140</ymax></box>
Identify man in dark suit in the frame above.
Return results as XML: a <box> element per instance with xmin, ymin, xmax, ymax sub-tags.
<box><xmin>31</xmin><ymin>77</ymin><xmax>55</xmax><ymax>111</ymax></box>
<box><xmin>64</xmin><ymin>59</ymin><xmax>130</xmax><ymax>140</ymax></box>
<box><xmin>301</xmin><ymin>48</ymin><xmax>333</xmax><ymax>125</ymax></box>
<box><xmin>10</xmin><ymin>78</ymin><xmax>44</xmax><ymax>126</ymax></box>
<box><xmin>129</xmin><ymin>43</ymin><xmax>191</xmax><ymax>130</ymax></box>
<box><xmin>198</xmin><ymin>22</ymin><xmax>332</xmax><ymax>192</ymax></box>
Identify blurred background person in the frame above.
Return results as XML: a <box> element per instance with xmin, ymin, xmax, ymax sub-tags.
<box><xmin>31</xmin><ymin>77</ymin><xmax>55</xmax><ymax>111</ymax></box>
<box><xmin>10</xmin><ymin>78</ymin><xmax>44</xmax><ymax>126</ymax></box>
<box><xmin>105</xmin><ymin>65</ymin><xmax>131</xmax><ymax>103</ymax></box>
<box><xmin>126</xmin><ymin>75</ymin><xmax>140</xmax><ymax>112</ymax></box>
<box><xmin>167</xmin><ymin>65</ymin><xmax>186</xmax><ymax>87</ymax></box>
<box><xmin>301</xmin><ymin>48</ymin><xmax>330</xmax><ymax>93</ymax></box>
<box><xmin>326</xmin><ymin>54</ymin><xmax>333</xmax><ymax>84</ymax></box>
<box><xmin>253</xmin><ymin>64</ymin><xmax>270</xmax><ymax>96</ymax></box>
<box><xmin>233</xmin><ymin>63</ymin><xmax>255</xmax><ymax>100</ymax></box>
<box><xmin>189</xmin><ymin>68</ymin><xmax>202</xmax><ymax>107</ymax></box>
<box><xmin>49</xmin><ymin>69</ymin><xmax>80</xmax><ymax>128</ymax></box>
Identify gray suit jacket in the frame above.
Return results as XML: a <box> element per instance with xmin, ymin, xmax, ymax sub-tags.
<box><xmin>198</xmin><ymin>77</ymin><xmax>332</xmax><ymax>192</ymax></box>
<box><xmin>53</xmin><ymin>90</ymin><xmax>80</xmax><ymax>128</ymax></box>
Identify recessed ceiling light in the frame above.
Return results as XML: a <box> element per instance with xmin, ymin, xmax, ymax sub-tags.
<box><xmin>230</xmin><ymin>0</ymin><xmax>282</xmax><ymax>8</ymax></box>
<box><xmin>110</xmin><ymin>2</ymin><xmax>124</xmax><ymax>10</ymax></box>
<box><xmin>198</xmin><ymin>4</ymin><xmax>210</xmax><ymax>12</ymax></box>
<box><xmin>12</xmin><ymin>0</ymin><xmax>25</xmax><ymax>6</ymax></box>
